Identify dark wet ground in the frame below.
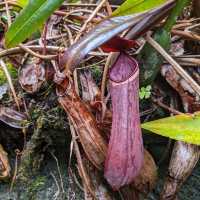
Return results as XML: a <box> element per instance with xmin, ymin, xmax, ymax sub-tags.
<box><xmin>0</xmin><ymin>156</ymin><xmax>199</xmax><ymax>200</ymax></box>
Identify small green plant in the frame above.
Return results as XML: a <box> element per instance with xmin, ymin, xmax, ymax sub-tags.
<box><xmin>139</xmin><ymin>85</ymin><xmax>152</xmax><ymax>99</ymax></box>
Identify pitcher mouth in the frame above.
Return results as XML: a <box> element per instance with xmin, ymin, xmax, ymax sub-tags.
<box><xmin>109</xmin><ymin>52</ymin><xmax>139</xmax><ymax>83</ymax></box>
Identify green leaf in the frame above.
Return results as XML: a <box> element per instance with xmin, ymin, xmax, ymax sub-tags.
<box><xmin>15</xmin><ymin>0</ymin><xmax>28</xmax><ymax>8</ymax></box>
<box><xmin>5</xmin><ymin>0</ymin><xmax>64</xmax><ymax>48</ymax></box>
<box><xmin>141</xmin><ymin>112</ymin><xmax>200</xmax><ymax>145</ymax></box>
<box><xmin>112</xmin><ymin>0</ymin><xmax>168</xmax><ymax>16</ymax></box>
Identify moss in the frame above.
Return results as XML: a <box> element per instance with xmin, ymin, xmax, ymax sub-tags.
<box><xmin>22</xmin><ymin>176</ymin><xmax>46</xmax><ymax>200</ymax></box>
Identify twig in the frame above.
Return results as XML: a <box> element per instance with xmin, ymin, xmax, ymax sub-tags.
<box><xmin>0</xmin><ymin>59</ymin><xmax>20</xmax><ymax>109</ymax></box>
<box><xmin>4</xmin><ymin>0</ymin><xmax>11</xmax><ymax>27</ymax></box>
<box><xmin>69</xmin><ymin>168</ymin><xmax>84</xmax><ymax>192</ymax></box>
<box><xmin>152</xmin><ymin>98</ymin><xmax>183</xmax><ymax>115</ymax></box>
<box><xmin>50</xmin><ymin>172</ymin><xmax>60</xmax><ymax>200</ymax></box>
<box><xmin>54</xmin><ymin>11</ymin><xmax>101</xmax><ymax>23</ymax></box>
<box><xmin>10</xmin><ymin>149</ymin><xmax>21</xmax><ymax>192</ymax></box>
<box><xmin>19</xmin><ymin>44</ymin><xmax>57</xmax><ymax>60</ymax></box>
<box><xmin>73</xmin><ymin>69</ymin><xmax>80</xmax><ymax>96</ymax></box>
<box><xmin>105</xmin><ymin>0</ymin><xmax>113</xmax><ymax>15</ymax></box>
<box><xmin>172</xmin><ymin>29</ymin><xmax>200</xmax><ymax>42</ymax></box>
<box><xmin>61</xmin><ymin>3</ymin><xmax>118</xmax><ymax>8</ymax></box>
<box><xmin>0</xmin><ymin>45</ymin><xmax>108</xmax><ymax>58</ymax></box>
<box><xmin>63</xmin><ymin>25</ymin><xmax>74</xmax><ymax>45</ymax></box>
<box><xmin>0</xmin><ymin>1</ymin><xmax>20</xmax><ymax>7</ymax></box>
<box><xmin>26</xmin><ymin>33</ymin><xmax>69</xmax><ymax>45</ymax></box>
<box><xmin>68</xmin><ymin>117</ymin><xmax>97</xmax><ymax>200</ymax></box>
<box><xmin>101</xmin><ymin>53</ymin><xmax>115</xmax><ymax>103</ymax></box>
<box><xmin>174</xmin><ymin>57</ymin><xmax>200</xmax><ymax>66</ymax></box>
<box><xmin>50</xmin><ymin>152</ymin><xmax>65</xmax><ymax>194</ymax></box>
<box><xmin>145</xmin><ymin>33</ymin><xmax>200</xmax><ymax>97</ymax></box>
<box><xmin>74</xmin><ymin>0</ymin><xmax>107</xmax><ymax>42</ymax></box>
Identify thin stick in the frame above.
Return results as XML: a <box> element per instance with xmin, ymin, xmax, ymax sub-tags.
<box><xmin>73</xmin><ymin>69</ymin><xmax>80</xmax><ymax>96</ymax></box>
<box><xmin>145</xmin><ymin>33</ymin><xmax>200</xmax><ymax>96</ymax></box>
<box><xmin>0</xmin><ymin>45</ymin><xmax>108</xmax><ymax>58</ymax></box>
<box><xmin>74</xmin><ymin>0</ymin><xmax>107</xmax><ymax>42</ymax></box>
<box><xmin>105</xmin><ymin>0</ymin><xmax>113</xmax><ymax>15</ymax></box>
<box><xmin>0</xmin><ymin>1</ymin><xmax>20</xmax><ymax>7</ymax></box>
<box><xmin>61</xmin><ymin>3</ymin><xmax>118</xmax><ymax>8</ymax></box>
<box><xmin>172</xmin><ymin>29</ymin><xmax>200</xmax><ymax>42</ymax></box>
<box><xmin>152</xmin><ymin>98</ymin><xmax>183</xmax><ymax>115</ymax></box>
<box><xmin>4</xmin><ymin>0</ymin><xmax>11</xmax><ymax>27</ymax></box>
<box><xmin>0</xmin><ymin>59</ymin><xmax>20</xmax><ymax>109</ymax></box>
<box><xmin>174</xmin><ymin>57</ymin><xmax>200</xmax><ymax>66</ymax></box>
<box><xmin>10</xmin><ymin>150</ymin><xmax>20</xmax><ymax>192</ymax></box>
<box><xmin>101</xmin><ymin>53</ymin><xmax>113</xmax><ymax>102</ymax></box>
<box><xmin>50</xmin><ymin>152</ymin><xmax>65</xmax><ymax>194</ymax></box>
<box><xmin>19</xmin><ymin>44</ymin><xmax>57</xmax><ymax>60</ymax></box>
<box><xmin>68</xmin><ymin>117</ymin><xmax>97</xmax><ymax>200</ymax></box>
<box><xmin>50</xmin><ymin>172</ymin><xmax>60</xmax><ymax>200</ymax></box>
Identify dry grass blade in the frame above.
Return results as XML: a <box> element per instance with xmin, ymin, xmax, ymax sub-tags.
<box><xmin>0</xmin><ymin>59</ymin><xmax>20</xmax><ymax>109</ymax></box>
<box><xmin>101</xmin><ymin>52</ymin><xmax>118</xmax><ymax>104</ymax></box>
<box><xmin>4</xmin><ymin>0</ymin><xmax>11</xmax><ymax>27</ymax></box>
<box><xmin>19</xmin><ymin>44</ymin><xmax>57</xmax><ymax>60</ymax></box>
<box><xmin>68</xmin><ymin>118</ymin><xmax>97</xmax><ymax>200</ymax></box>
<box><xmin>145</xmin><ymin>33</ymin><xmax>200</xmax><ymax>97</ymax></box>
<box><xmin>74</xmin><ymin>0</ymin><xmax>107</xmax><ymax>42</ymax></box>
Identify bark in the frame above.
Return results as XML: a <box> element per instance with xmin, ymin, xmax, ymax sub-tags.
<box><xmin>192</xmin><ymin>0</ymin><xmax>200</xmax><ymax>18</ymax></box>
<box><xmin>160</xmin><ymin>142</ymin><xmax>199</xmax><ymax>200</ymax></box>
<box><xmin>83</xmin><ymin>158</ymin><xmax>116</xmax><ymax>200</ymax></box>
<box><xmin>57</xmin><ymin>80</ymin><xmax>107</xmax><ymax>170</ymax></box>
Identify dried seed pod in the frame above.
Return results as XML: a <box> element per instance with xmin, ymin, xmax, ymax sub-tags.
<box><xmin>19</xmin><ymin>58</ymin><xmax>45</xmax><ymax>93</ymax></box>
<box><xmin>104</xmin><ymin>53</ymin><xmax>144</xmax><ymax>190</ymax></box>
<box><xmin>57</xmin><ymin>79</ymin><xmax>107</xmax><ymax>170</ymax></box>
<box><xmin>160</xmin><ymin>142</ymin><xmax>199</xmax><ymax>200</ymax></box>
<box><xmin>133</xmin><ymin>149</ymin><xmax>157</xmax><ymax>194</ymax></box>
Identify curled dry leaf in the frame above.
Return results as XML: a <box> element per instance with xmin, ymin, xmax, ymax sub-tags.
<box><xmin>0</xmin><ymin>144</ymin><xmax>11</xmax><ymax>180</ymax></box>
<box><xmin>19</xmin><ymin>58</ymin><xmax>46</xmax><ymax>93</ymax></box>
<box><xmin>104</xmin><ymin>53</ymin><xmax>143</xmax><ymax>190</ymax></box>
<box><xmin>57</xmin><ymin>79</ymin><xmax>107</xmax><ymax>170</ymax></box>
<box><xmin>0</xmin><ymin>106</ymin><xmax>27</xmax><ymax>128</ymax></box>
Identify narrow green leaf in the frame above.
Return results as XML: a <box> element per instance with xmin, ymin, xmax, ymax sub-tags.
<box><xmin>141</xmin><ymin>112</ymin><xmax>200</xmax><ymax>145</ymax></box>
<box><xmin>112</xmin><ymin>0</ymin><xmax>168</xmax><ymax>16</ymax></box>
<box><xmin>5</xmin><ymin>0</ymin><xmax>64</xmax><ymax>48</ymax></box>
